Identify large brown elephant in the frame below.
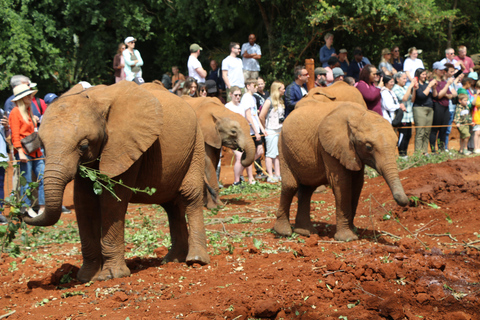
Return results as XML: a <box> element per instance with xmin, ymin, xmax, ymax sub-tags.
<box><xmin>274</xmin><ymin>99</ymin><xmax>409</xmax><ymax>241</ymax></box>
<box><xmin>182</xmin><ymin>96</ymin><xmax>256</xmax><ymax>208</ymax></box>
<box><xmin>24</xmin><ymin>81</ymin><xmax>209</xmax><ymax>282</ymax></box>
<box><xmin>300</xmin><ymin>81</ymin><xmax>367</xmax><ymax>108</ymax></box>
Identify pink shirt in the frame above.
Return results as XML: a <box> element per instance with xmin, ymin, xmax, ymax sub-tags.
<box><xmin>454</xmin><ymin>55</ymin><xmax>475</xmax><ymax>73</ymax></box>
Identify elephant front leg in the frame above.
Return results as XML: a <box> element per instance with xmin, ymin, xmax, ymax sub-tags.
<box><xmin>74</xmin><ymin>176</ymin><xmax>103</xmax><ymax>283</ymax></box>
<box><xmin>204</xmin><ymin>147</ymin><xmax>223</xmax><ymax>209</ymax></box>
<box><xmin>96</xmin><ymin>184</ymin><xmax>134</xmax><ymax>281</ymax></box>
<box><xmin>326</xmin><ymin>161</ymin><xmax>358</xmax><ymax>242</ymax></box>
<box><xmin>294</xmin><ymin>184</ymin><xmax>318</xmax><ymax>236</ymax></box>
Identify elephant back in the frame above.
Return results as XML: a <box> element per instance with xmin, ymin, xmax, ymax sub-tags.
<box><xmin>306</xmin><ymin>82</ymin><xmax>367</xmax><ymax>108</ymax></box>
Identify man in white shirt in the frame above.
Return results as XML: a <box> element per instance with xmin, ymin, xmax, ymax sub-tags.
<box><xmin>222</xmin><ymin>42</ymin><xmax>245</xmax><ymax>101</ymax></box>
<box><xmin>188</xmin><ymin>43</ymin><xmax>207</xmax><ymax>83</ymax></box>
<box><xmin>440</xmin><ymin>48</ymin><xmax>462</xmax><ymax>71</ymax></box>
<box><xmin>241</xmin><ymin>34</ymin><xmax>261</xmax><ymax>80</ymax></box>
<box><xmin>241</xmin><ymin>78</ymin><xmax>266</xmax><ymax>184</ymax></box>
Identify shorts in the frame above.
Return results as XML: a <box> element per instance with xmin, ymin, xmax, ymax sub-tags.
<box><xmin>243</xmin><ymin>70</ymin><xmax>259</xmax><ymax>80</ymax></box>
<box><xmin>457</xmin><ymin>125</ymin><xmax>471</xmax><ymax>139</ymax></box>
<box><xmin>265</xmin><ymin>128</ymin><xmax>281</xmax><ymax>158</ymax></box>
<box><xmin>473</xmin><ymin>125</ymin><xmax>480</xmax><ymax>132</ymax></box>
<box><xmin>252</xmin><ymin>135</ymin><xmax>264</xmax><ymax>147</ymax></box>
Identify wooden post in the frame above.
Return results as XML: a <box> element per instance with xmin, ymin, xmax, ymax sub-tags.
<box><xmin>305</xmin><ymin>58</ymin><xmax>315</xmax><ymax>91</ymax></box>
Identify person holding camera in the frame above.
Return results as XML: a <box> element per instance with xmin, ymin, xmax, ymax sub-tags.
<box><xmin>356</xmin><ymin>64</ymin><xmax>384</xmax><ymax>116</ymax></box>
<box><xmin>259</xmin><ymin>81</ymin><xmax>285</xmax><ymax>183</ymax></box>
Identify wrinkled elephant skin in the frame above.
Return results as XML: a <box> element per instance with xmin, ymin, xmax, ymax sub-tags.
<box><xmin>23</xmin><ymin>81</ymin><xmax>209</xmax><ymax>282</ymax></box>
<box><xmin>275</xmin><ymin>100</ymin><xmax>408</xmax><ymax>241</ymax></box>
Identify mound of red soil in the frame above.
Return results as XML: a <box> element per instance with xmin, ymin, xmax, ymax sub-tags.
<box><xmin>0</xmin><ymin>157</ymin><xmax>479</xmax><ymax>319</ymax></box>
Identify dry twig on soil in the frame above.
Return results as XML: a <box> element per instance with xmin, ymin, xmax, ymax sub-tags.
<box><xmin>425</xmin><ymin>233</ymin><xmax>458</xmax><ymax>241</ymax></box>
<box><xmin>380</xmin><ymin>231</ymin><xmax>402</xmax><ymax>240</ymax></box>
<box><xmin>355</xmin><ymin>284</ymin><xmax>384</xmax><ymax>300</ymax></box>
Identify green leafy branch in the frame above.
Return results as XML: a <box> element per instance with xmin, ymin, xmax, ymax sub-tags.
<box><xmin>78</xmin><ymin>165</ymin><xmax>156</xmax><ymax>201</ymax></box>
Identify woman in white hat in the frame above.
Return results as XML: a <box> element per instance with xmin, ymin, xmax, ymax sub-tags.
<box><xmin>122</xmin><ymin>36</ymin><xmax>144</xmax><ymax>81</ymax></box>
<box><xmin>8</xmin><ymin>84</ymin><xmax>45</xmax><ymax>217</ymax></box>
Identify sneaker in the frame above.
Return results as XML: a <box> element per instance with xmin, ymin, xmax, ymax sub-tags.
<box><xmin>0</xmin><ymin>215</ymin><xmax>7</xmax><ymax>225</ymax></box>
<box><xmin>249</xmin><ymin>180</ymin><xmax>257</xmax><ymax>185</ymax></box>
<box><xmin>27</xmin><ymin>208</ymin><xmax>39</xmax><ymax>218</ymax></box>
<box><xmin>232</xmin><ymin>181</ymin><xmax>242</xmax><ymax>186</ymax></box>
<box><xmin>275</xmin><ymin>175</ymin><xmax>282</xmax><ymax>182</ymax></box>
<box><xmin>255</xmin><ymin>173</ymin><xmax>267</xmax><ymax>180</ymax></box>
<box><xmin>267</xmin><ymin>176</ymin><xmax>279</xmax><ymax>183</ymax></box>
<box><xmin>62</xmin><ymin>206</ymin><xmax>72</xmax><ymax>214</ymax></box>
<box><xmin>399</xmin><ymin>155</ymin><xmax>408</xmax><ymax>160</ymax></box>
<box><xmin>474</xmin><ymin>149</ymin><xmax>480</xmax><ymax>154</ymax></box>
<box><xmin>464</xmin><ymin>150</ymin><xmax>472</xmax><ymax>155</ymax></box>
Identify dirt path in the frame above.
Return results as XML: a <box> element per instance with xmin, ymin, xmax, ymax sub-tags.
<box><xmin>0</xmin><ymin>155</ymin><xmax>479</xmax><ymax>320</ymax></box>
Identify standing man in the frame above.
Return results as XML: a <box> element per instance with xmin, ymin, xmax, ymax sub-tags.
<box><xmin>319</xmin><ymin>33</ymin><xmax>336</xmax><ymax>68</ymax></box>
<box><xmin>314</xmin><ymin>67</ymin><xmax>327</xmax><ymax>87</ymax></box>
<box><xmin>284</xmin><ymin>66</ymin><xmax>309</xmax><ymax>117</ymax></box>
<box><xmin>241</xmin><ymin>34</ymin><xmax>261</xmax><ymax>80</ymax></box>
<box><xmin>222</xmin><ymin>42</ymin><xmax>245</xmax><ymax>100</ymax></box>
<box><xmin>188</xmin><ymin>43</ymin><xmax>207</xmax><ymax>83</ymax></box>
<box><xmin>338</xmin><ymin>49</ymin><xmax>349</xmax><ymax>73</ymax></box>
<box><xmin>332</xmin><ymin>68</ymin><xmax>345</xmax><ymax>84</ymax></box>
<box><xmin>4</xmin><ymin>75</ymin><xmax>36</xmax><ymax>113</ymax></box>
<box><xmin>454</xmin><ymin>46</ymin><xmax>475</xmax><ymax>75</ymax></box>
<box><xmin>206</xmin><ymin>60</ymin><xmax>225</xmax><ymax>95</ymax></box>
<box><xmin>347</xmin><ymin>49</ymin><xmax>366</xmax><ymax>82</ymax></box>
<box><xmin>440</xmin><ymin>48</ymin><xmax>462</xmax><ymax>71</ymax></box>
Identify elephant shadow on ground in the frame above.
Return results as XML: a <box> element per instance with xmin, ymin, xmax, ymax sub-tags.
<box><xmin>277</xmin><ymin>221</ymin><xmax>396</xmax><ymax>246</ymax></box>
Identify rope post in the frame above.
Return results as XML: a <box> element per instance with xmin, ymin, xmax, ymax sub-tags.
<box><xmin>305</xmin><ymin>59</ymin><xmax>315</xmax><ymax>91</ymax></box>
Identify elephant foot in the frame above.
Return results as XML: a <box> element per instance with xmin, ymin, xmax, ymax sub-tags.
<box><xmin>96</xmin><ymin>263</ymin><xmax>131</xmax><ymax>281</ymax></box>
<box><xmin>273</xmin><ymin>219</ymin><xmax>293</xmax><ymax>236</ymax></box>
<box><xmin>162</xmin><ymin>247</ymin><xmax>188</xmax><ymax>264</ymax></box>
<box><xmin>206</xmin><ymin>197</ymin><xmax>223</xmax><ymax>209</ymax></box>
<box><xmin>293</xmin><ymin>224</ymin><xmax>319</xmax><ymax>237</ymax></box>
<box><xmin>186</xmin><ymin>246</ymin><xmax>210</xmax><ymax>266</ymax></box>
<box><xmin>334</xmin><ymin>228</ymin><xmax>358</xmax><ymax>242</ymax></box>
<box><xmin>77</xmin><ymin>261</ymin><xmax>102</xmax><ymax>283</ymax></box>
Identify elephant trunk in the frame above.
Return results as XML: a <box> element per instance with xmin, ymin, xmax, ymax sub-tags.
<box><xmin>240</xmin><ymin>136</ymin><xmax>256</xmax><ymax>168</ymax></box>
<box><xmin>23</xmin><ymin>167</ymin><xmax>71</xmax><ymax>226</ymax></box>
<box><xmin>378</xmin><ymin>162</ymin><xmax>409</xmax><ymax>207</ymax></box>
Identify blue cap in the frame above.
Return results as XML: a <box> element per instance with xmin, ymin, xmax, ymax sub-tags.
<box><xmin>44</xmin><ymin>93</ymin><xmax>58</xmax><ymax>105</ymax></box>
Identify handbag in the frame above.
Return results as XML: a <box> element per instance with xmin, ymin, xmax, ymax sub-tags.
<box><xmin>20</xmin><ymin>112</ymin><xmax>41</xmax><ymax>154</ymax></box>
<box><xmin>391</xmin><ymin>108</ymin><xmax>404</xmax><ymax>127</ymax></box>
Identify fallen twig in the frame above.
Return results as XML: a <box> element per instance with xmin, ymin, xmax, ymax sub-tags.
<box><xmin>414</xmin><ymin>219</ymin><xmax>438</xmax><ymax>236</ymax></box>
<box><xmin>426</xmin><ymin>233</ymin><xmax>457</xmax><ymax>242</ymax></box>
<box><xmin>371</xmin><ymin>195</ymin><xmax>428</xmax><ymax>249</ymax></box>
<box><xmin>323</xmin><ymin>270</ymin><xmax>345</xmax><ymax>277</ymax></box>
<box><xmin>380</xmin><ymin>231</ymin><xmax>402</xmax><ymax>240</ymax></box>
<box><xmin>0</xmin><ymin>310</ymin><xmax>16</xmax><ymax>319</ymax></box>
<box><xmin>356</xmin><ymin>284</ymin><xmax>384</xmax><ymax>300</ymax></box>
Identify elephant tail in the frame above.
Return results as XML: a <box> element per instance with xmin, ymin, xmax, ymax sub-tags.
<box><xmin>205</xmin><ymin>180</ymin><xmax>219</xmax><ymax>204</ymax></box>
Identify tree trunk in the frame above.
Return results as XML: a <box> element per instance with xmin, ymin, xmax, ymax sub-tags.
<box><xmin>255</xmin><ymin>0</ymin><xmax>275</xmax><ymax>58</ymax></box>
<box><xmin>446</xmin><ymin>0</ymin><xmax>458</xmax><ymax>48</ymax></box>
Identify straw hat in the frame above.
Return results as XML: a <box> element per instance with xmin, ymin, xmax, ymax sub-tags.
<box><xmin>11</xmin><ymin>84</ymin><xmax>37</xmax><ymax>102</ymax></box>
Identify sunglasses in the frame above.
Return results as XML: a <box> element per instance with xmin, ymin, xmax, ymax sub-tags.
<box><xmin>233</xmin><ymin>94</ymin><xmax>241</xmax><ymax>97</ymax></box>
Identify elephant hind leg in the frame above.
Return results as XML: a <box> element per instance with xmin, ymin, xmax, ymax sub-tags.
<box><xmin>293</xmin><ymin>184</ymin><xmax>318</xmax><ymax>236</ymax></box>
<box><xmin>273</xmin><ymin>168</ymin><xmax>297</xmax><ymax>236</ymax></box>
<box><xmin>161</xmin><ymin>202</ymin><xmax>190</xmax><ymax>264</ymax></box>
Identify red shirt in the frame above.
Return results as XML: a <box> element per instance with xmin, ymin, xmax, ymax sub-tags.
<box><xmin>454</xmin><ymin>55</ymin><xmax>475</xmax><ymax>73</ymax></box>
<box><xmin>9</xmin><ymin>106</ymin><xmax>42</xmax><ymax>157</ymax></box>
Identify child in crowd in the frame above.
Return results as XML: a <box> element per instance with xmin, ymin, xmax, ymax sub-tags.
<box><xmin>454</xmin><ymin>94</ymin><xmax>473</xmax><ymax>155</ymax></box>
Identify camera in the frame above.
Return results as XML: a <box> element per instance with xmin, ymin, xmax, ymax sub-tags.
<box><xmin>279</xmin><ymin>116</ymin><xmax>285</xmax><ymax>123</ymax></box>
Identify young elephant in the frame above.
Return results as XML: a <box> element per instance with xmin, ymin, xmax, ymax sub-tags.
<box><xmin>275</xmin><ymin>98</ymin><xmax>409</xmax><ymax>241</ymax></box>
<box><xmin>302</xmin><ymin>81</ymin><xmax>367</xmax><ymax>108</ymax></box>
<box><xmin>182</xmin><ymin>96</ymin><xmax>256</xmax><ymax>208</ymax></box>
<box><xmin>24</xmin><ymin>81</ymin><xmax>209</xmax><ymax>282</ymax></box>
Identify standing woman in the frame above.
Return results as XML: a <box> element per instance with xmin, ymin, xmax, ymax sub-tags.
<box><xmin>122</xmin><ymin>36</ymin><xmax>143</xmax><ymax>81</ymax></box>
<box><xmin>391</xmin><ymin>46</ymin><xmax>404</xmax><ymax>72</ymax></box>
<box><xmin>113</xmin><ymin>43</ymin><xmax>126</xmax><ymax>83</ymax></box>
<box><xmin>356</xmin><ymin>65</ymin><xmax>383</xmax><ymax>116</ymax></box>
<box><xmin>259</xmin><ymin>81</ymin><xmax>285</xmax><ymax>183</ymax></box>
<box><xmin>392</xmin><ymin>72</ymin><xmax>415</xmax><ymax>157</ymax></box>
<box><xmin>379</xmin><ymin>48</ymin><xmax>397</xmax><ymax>76</ymax></box>
<box><xmin>224</xmin><ymin>86</ymin><xmax>245</xmax><ymax>185</ymax></box>
<box><xmin>9</xmin><ymin>84</ymin><xmax>45</xmax><ymax>217</ymax></box>
<box><xmin>403</xmin><ymin>47</ymin><xmax>424</xmax><ymax>86</ymax></box>
<box><xmin>411</xmin><ymin>68</ymin><xmax>437</xmax><ymax>154</ymax></box>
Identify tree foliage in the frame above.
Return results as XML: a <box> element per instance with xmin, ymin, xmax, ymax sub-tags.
<box><xmin>0</xmin><ymin>0</ymin><xmax>478</xmax><ymax>102</ymax></box>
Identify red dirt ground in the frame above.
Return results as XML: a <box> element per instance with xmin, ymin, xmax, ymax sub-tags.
<box><xmin>0</xmin><ymin>152</ymin><xmax>479</xmax><ymax>319</ymax></box>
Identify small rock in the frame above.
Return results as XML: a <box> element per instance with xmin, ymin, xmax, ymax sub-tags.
<box><xmin>253</xmin><ymin>299</ymin><xmax>280</xmax><ymax>318</ymax></box>
<box><xmin>416</xmin><ymin>293</ymin><xmax>430</xmax><ymax>304</ymax></box>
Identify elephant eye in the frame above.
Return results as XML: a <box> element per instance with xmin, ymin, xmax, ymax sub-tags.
<box><xmin>231</xmin><ymin>130</ymin><xmax>237</xmax><ymax>135</ymax></box>
<box><xmin>79</xmin><ymin>144</ymin><xmax>89</xmax><ymax>152</ymax></box>
<box><xmin>366</xmin><ymin>143</ymin><xmax>373</xmax><ymax>152</ymax></box>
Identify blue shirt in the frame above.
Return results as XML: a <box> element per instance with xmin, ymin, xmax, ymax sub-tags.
<box><xmin>319</xmin><ymin>45</ymin><xmax>335</xmax><ymax>67</ymax></box>
<box><xmin>241</xmin><ymin>43</ymin><xmax>261</xmax><ymax>72</ymax></box>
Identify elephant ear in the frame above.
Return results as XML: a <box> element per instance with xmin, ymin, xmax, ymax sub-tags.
<box><xmin>86</xmin><ymin>81</ymin><xmax>163</xmax><ymax>177</ymax></box>
<box><xmin>312</xmin><ymin>91</ymin><xmax>336</xmax><ymax>101</ymax></box>
<box><xmin>318</xmin><ymin>104</ymin><xmax>363</xmax><ymax>171</ymax></box>
<box><xmin>198</xmin><ymin>112</ymin><xmax>222</xmax><ymax>149</ymax></box>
